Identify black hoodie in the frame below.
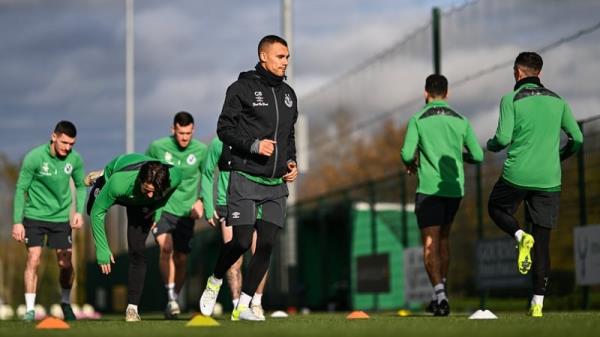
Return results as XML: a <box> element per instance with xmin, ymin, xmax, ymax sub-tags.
<box><xmin>217</xmin><ymin>64</ymin><xmax>298</xmax><ymax>179</ymax></box>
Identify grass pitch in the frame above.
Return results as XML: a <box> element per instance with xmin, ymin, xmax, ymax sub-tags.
<box><xmin>1</xmin><ymin>311</ymin><xmax>598</xmax><ymax>337</ymax></box>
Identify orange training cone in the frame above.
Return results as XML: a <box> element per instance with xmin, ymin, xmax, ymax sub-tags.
<box><xmin>36</xmin><ymin>317</ymin><xmax>70</xmax><ymax>329</ymax></box>
<box><xmin>346</xmin><ymin>311</ymin><xmax>370</xmax><ymax>320</ymax></box>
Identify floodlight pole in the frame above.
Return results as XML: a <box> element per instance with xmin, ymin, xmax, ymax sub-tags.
<box><xmin>126</xmin><ymin>0</ymin><xmax>135</xmax><ymax>154</ymax></box>
<box><xmin>282</xmin><ymin>0</ymin><xmax>297</xmax><ymax>300</ymax></box>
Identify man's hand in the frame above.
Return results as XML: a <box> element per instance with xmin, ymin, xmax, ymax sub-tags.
<box><xmin>190</xmin><ymin>199</ymin><xmax>204</xmax><ymax>219</ymax></box>
<box><xmin>258</xmin><ymin>139</ymin><xmax>277</xmax><ymax>157</ymax></box>
<box><xmin>207</xmin><ymin>211</ymin><xmax>219</xmax><ymax>227</ymax></box>
<box><xmin>283</xmin><ymin>161</ymin><xmax>298</xmax><ymax>182</ymax></box>
<box><xmin>99</xmin><ymin>255</ymin><xmax>115</xmax><ymax>275</ymax></box>
<box><xmin>12</xmin><ymin>223</ymin><xmax>25</xmax><ymax>242</ymax></box>
<box><xmin>71</xmin><ymin>213</ymin><xmax>83</xmax><ymax>230</ymax></box>
<box><xmin>406</xmin><ymin>162</ymin><xmax>418</xmax><ymax>175</ymax></box>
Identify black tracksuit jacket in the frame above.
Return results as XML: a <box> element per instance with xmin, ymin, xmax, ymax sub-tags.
<box><xmin>217</xmin><ymin>67</ymin><xmax>298</xmax><ymax>179</ymax></box>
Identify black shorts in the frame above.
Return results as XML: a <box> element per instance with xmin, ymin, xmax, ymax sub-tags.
<box><xmin>489</xmin><ymin>178</ymin><xmax>560</xmax><ymax>229</ymax></box>
<box><xmin>151</xmin><ymin>212</ymin><xmax>195</xmax><ymax>253</ymax></box>
<box><xmin>227</xmin><ymin>171</ymin><xmax>288</xmax><ymax>227</ymax></box>
<box><xmin>23</xmin><ymin>217</ymin><xmax>72</xmax><ymax>249</ymax></box>
<box><xmin>415</xmin><ymin>193</ymin><xmax>461</xmax><ymax>228</ymax></box>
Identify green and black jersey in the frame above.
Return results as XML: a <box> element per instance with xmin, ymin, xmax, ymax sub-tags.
<box><xmin>13</xmin><ymin>142</ymin><xmax>86</xmax><ymax>224</ymax></box>
<box><xmin>487</xmin><ymin>77</ymin><xmax>583</xmax><ymax>191</ymax></box>
<box><xmin>90</xmin><ymin>153</ymin><xmax>182</xmax><ymax>264</ymax></box>
<box><xmin>401</xmin><ymin>100</ymin><xmax>484</xmax><ymax>198</ymax></box>
<box><xmin>200</xmin><ymin>137</ymin><xmax>230</xmax><ymax>220</ymax></box>
<box><xmin>146</xmin><ymin>136</ymin><xmax>208</xmax><ymax>217</ymax></box>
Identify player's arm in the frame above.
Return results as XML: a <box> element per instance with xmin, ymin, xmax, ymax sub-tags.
<box><xmin>12</xmin><ymin>153</ymin><xmax>36</xmax><ymax>242</ymax></box>
<box><xmin>200</xmin><ymin>140</ymin><xmax>220</xmax><ymax>225</ymax></box>
<box><xmin>400</xmin><ymin>117</ymin><xmax>419</xmax><ymax>174</ymax></box>
<box><xmin>559</xmin><ymin>103</ymin><xmax>583</xmax><ymax>161</ymax></box>
<box><xmin>90</xmin><ymin>179</ymin><xmax>118</xmax><ymax>268</ymax></box>
<box><xmin>463</xmin><ymin>122</ymin><xmax>484</xmax><ymax>164</ymax></box>
<box><xmin>283</xmin><ymin>104</ymin><xmax>299</xmax><ymax>182</ymax></box>
<box><xmin>71</xmin><ymin>154</ymin><xmax>87</xmax><ymax>229</ymax></box>
<box><xmin>487</xmin><ymin>95</ymin><xmax>514</xmax><ymax>152</ymax></box>
<box><xmin>217</xmin><ymin>84</ymin><xmax>259</xmax><ymax>154</ymax></box>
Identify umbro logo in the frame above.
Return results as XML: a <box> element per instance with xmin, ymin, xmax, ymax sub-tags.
<box><xmin>232</xmin><ymin>211</ymin><xmax>241</xmax><ymax>219</ymax></box>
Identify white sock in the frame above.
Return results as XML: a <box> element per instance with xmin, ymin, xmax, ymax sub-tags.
<box><xmin>515</xmin><ymin>229</ymin><xmax>525</xmax><ymax>243</ymax></box>
<box><xmin>238</xmin><ymin>292</ymin><xmax>252</xmax><ymax>308</ymax></box>
<box><xmin>127</xmin><ymin>304</ymin><xmax>138</xmax><ymax>312</ymax></box>
<box><xmin>61</xmin><ymin>288</ymin><xmax>71</xmax><ymax>304</ymax></box>
<box><xmin>209</xmin><ymin>275</ymin><xmax>223</xmax><ymax>286</ymax></box>
<box><xmin>532</xmin><ymin>295</ymin><xmax>544</xmax><ymax>306</ymax></box>
<box><xmin>434</xmin><ymin>283</ymin><xmax>447</xmax><ymax>304</ymax></box>
<box><xmin>232</xmin><ymin>298</ymin><xmax>239</xmax><ymax>308</ymax></box>
<box><xmin>166</xmin><ymin>283</ymin><xmax>177</xmax><ymax>301</ymax></box>
<box><xmin>251</xmin><ymin>293</ymin><xmax>263</xmax><ymax>306</ymax></box>
<box><xmin>25</xmin><ymin>293</ymin><xmax>36</xmax><ymax>312</ymax></box>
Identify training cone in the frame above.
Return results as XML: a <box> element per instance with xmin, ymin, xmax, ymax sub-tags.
<box><xmin>346</xmin><ymin>311</ymin><xmax>370</xmax><ymax>320</ymax></box>
<box><xmin>36</xmin><ymin>317</ymin><xmax>70</xmax><ymax>329</ymax></box>
<box><xmin>468</xmin><ymin>309</ymin><xmax>498</xmax><ymax>320</ymax></box>
<box><xmin>271</xmin><ymin>310</ymin><xmax>289</xmax><ymax>318</ymax></box>
<box><xmin>186</xmin><ymin>315</ymin><xmax>220</xmax><ymax>327</ymax></box>
<box><xmin>397</xmin><ymin>309</ymin><xmax>412</xmax><ymax>317</ymax></box>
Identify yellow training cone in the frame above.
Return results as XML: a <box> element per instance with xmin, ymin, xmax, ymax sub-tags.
<box><xmin>397</xmin><ymin>309</ymin><xmax>412</xmax><ymax>317</ymax></box>
<box><xmin>186</xmin><ymin>314</ymin><xmax>220</xmax><ymax>327</ymax></box>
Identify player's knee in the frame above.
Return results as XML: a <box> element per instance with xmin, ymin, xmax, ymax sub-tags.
<box><xmin>160</xmin><ymin>242</ymin><xmax>174</xmax><ymax>256</ymax></box>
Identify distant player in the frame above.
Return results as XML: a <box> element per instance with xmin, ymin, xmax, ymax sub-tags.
<box><xmin>146</xmin><ymin>111</ymin><xmax>207</xmax><ymax>319</ymax></box>
<box><xmin>401</xmin><ymin>74</ymin><xmax>483</xmax><ymax>316</ymax></box>
<box><xmin>487</xmin><ymin>52</ymin><xmax>583</xmax><ymax>317</ymax></box>
<box><xmin>86</xmin><ymin>153</ymin><xmax>182</xmax><ymax>321</ymax></box>
<box><xmin>12</xmin><ymin>121</ymin><xmax>86</xmax><ymax>322</ymax></box>
<box><xmin>200</xmin><ymin>136</ymin><xmax>268</xmax><ymax>320</ymax></box>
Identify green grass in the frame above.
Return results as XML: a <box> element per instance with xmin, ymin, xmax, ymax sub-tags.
<box><xmin>1</xmin><ymin>311</ymin><xmax>599</xmax><ymax>337</ymax></box>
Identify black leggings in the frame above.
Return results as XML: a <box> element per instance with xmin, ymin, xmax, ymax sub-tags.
<box><xmin>532</xmin><ymin>225</ymin><xmax>550</xmax><ymax>295</ymax></box>
<box><xmin>126</xmin><ymin>206</ymin><xmax>154</xmax><ymax>305</ymax></box>
<box><xmin>214</xmin><ymin>220</ymin><xmax>279</xmax><ymax>296</ymax></box>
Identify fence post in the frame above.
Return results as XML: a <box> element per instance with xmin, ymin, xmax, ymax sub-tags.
<box><xmin>368</xmin><ymin>181</ymin><xmax>379</xmax><ymax>310</ymax></box>
<box><xmin>476</xmin><ymin>163</ymin><xmax>486</xmax><ymax>309</ymax></box>
<box><xmin>577</xmin><ymin>121</ymin><xmax>589</xmax><ymax>309</ymax></box>
<box><xmin>400</xmin><ymin>172</ymin><xmax>408</xmax><ymax>247</ymax></box>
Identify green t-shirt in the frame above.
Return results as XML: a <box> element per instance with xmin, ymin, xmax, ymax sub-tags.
<box><xmin>90</xmin><ymin>153</ymin><xmax>182</xmax><ymax>264</ymax></box>
<box><xmin>145</xmin><ymin>136</ymin><xmax>207</xmax><ymax>217</ymax></box>
<box><xmin>487</xmin><ymin>80</ymin><xmax>583</xmax><ymax>191</ymax></box>
<box><xmin>401</xmin><ymin>100</ymin><xmax>484</xmax><ymax>198</ymax></box>
<box><xmin>13</xmin><ymin>142</ymin><xmax>86</xmax><ymax>223</ymax></box>
<box><xmin>200</xmin><ymin>137</ymin><xmax>230</xmax><ymax>220</ymax></box>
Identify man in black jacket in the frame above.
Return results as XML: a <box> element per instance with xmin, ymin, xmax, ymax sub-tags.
<box><xmin>199</xmin><ymin>35</ymin><xmax>298</xmax><ymax>321</ymax></box>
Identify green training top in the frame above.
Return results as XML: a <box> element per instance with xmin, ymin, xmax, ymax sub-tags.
<box><xmin>487</xmin><ymin>79</ymin><xmax>583</xmax><ymax>191</ymax></box>
<box><xmin>401</xmin><ymin>100</ymin><xmax>484</xmax><ymax>198</ymax></box>
<box><xmin>90</xmin><ymin>153</ymin><xmax>182</xmax><ymax>264</ymax></box>
<box><xmin>13</xmin><ymin>142</ymin><xmax>86</xmax><ymax>223</ymax></box>
<box><xmin>200</xmin><ymin>137</ymin><xmax>230</xmax><ymax>220</ymax></box>
<box><xmin>146</xmin><ymin>136</ymin><xmax>207</xmax><ymax>217</ymax></box>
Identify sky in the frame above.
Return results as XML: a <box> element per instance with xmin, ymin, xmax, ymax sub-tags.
<box><xmin>0</xmin><ymin>0</ymin><xmax>461</xmax><ymax>170</ymax></box>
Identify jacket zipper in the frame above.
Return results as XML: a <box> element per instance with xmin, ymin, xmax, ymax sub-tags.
<box><xmin>271</xmin><ymin>87</ymin><xmax>280</xmax><ymax>178</ymax></box>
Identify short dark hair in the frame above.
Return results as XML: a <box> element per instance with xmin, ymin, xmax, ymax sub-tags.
<box><xmin>514</xmin><ymin>52</ymin><xmax>543</xmax><ymax>74</ymax></box>
<box><xmin>53</xmin><ymin>120</ymin><xmax>77</xmax><ymax>138</ymax></box>
<box><xmin>425</xmin><ymin>74</ymin><xmax>448</xmax><ymax>98</ymax></box>
<box><xmin>173</xmin><ymin>111</ymin><xmax>194</xmax><ymax>127</ymax></box>
<box><xmin>137</xmin><ymin>162</ymin><xmax>171</xmax><ymax>198</ymax></box>
<box><xmin>258</xmin><ymin>35</ymin><xmax>288</xmax><ymax>57</ymax></box>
